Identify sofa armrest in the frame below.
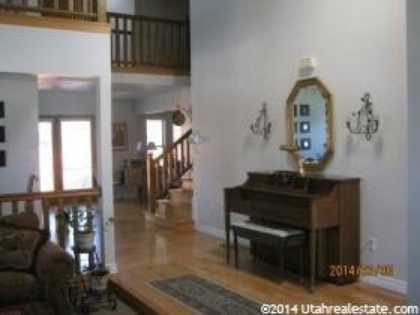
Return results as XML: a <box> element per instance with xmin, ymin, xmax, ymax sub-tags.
<box><xmin>35</xmin><ymin>241</ymin><xmax>74</xmax><ymax>315</ymax></box>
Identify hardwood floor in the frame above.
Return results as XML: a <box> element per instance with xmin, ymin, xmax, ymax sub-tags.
<box><xmin>110</xmin><ymin>202</ymin><xmax>405</xmax><ymax>315</ymax></box>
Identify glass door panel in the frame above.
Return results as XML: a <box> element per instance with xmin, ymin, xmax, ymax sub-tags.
<box><xmin>61</xmin><ymin>120</ymin><xmax>93</xmax><ymax>190</ymax></box>
<box><xmin>38</xmin><ymin>121</ymin><xmax>54</xmax><ymax>192</ymax></box>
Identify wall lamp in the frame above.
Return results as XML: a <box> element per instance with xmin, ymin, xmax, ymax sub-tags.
<box><xmin>250</xmin><ymin>102</ymin><xmax>272</xmax><ymax>140</ymax></box>
<box><xmin>346</xmin><ymin>92</ymin><xmax>379</xmax><ymax>141</ymax></box>
<box><xmin>136</xmin><ymin>141</ymin><xmax>157</xmax><ymax>158</ymax></box>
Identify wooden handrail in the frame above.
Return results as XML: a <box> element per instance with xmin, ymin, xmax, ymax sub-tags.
<box><xmin>108</xmin><ymin>12</ymin><xmax>186</xmax><ymax>25</ymax></box>
<box><xmin>147</xmin><ymin>129</ymin><xmax>192</xmax><ymax>213</ymax></box>
<box><xmin>0</xmin><ymin>188</ymin><xmax>100</xmax><ymax>248</ymax></box>
<box><xmin>108</xmin><ymin>12</ymin><xmax>190</xmax><ymax>73</ymax></box>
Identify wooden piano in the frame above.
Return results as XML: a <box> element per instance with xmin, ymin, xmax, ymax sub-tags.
<box><xmin>224</xmin><ymin>170</ymin><xmax>360</xmax><ymax>290</ymax></box>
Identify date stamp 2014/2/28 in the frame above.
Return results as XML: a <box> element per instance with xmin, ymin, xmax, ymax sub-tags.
<box><xmin>329</xmin><ymin>264</ymin><xmax>394</xmax><ymax>277</ymax></box>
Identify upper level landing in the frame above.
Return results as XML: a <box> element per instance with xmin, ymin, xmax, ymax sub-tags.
<box><xmin>0</xmin><ymin>1</ymin><xmax>190</xmax><ymax>77</ymax></box>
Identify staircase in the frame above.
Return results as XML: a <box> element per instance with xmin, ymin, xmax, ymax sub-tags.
<box><xmin>147</xmin><ymin>129</ymin><xmax>194</xmax><ymax>231</ymax></box>
<box><xmin>155</xmin><ymin>176</ymin><xmax>194</xmax><ymax>232</ymax></box>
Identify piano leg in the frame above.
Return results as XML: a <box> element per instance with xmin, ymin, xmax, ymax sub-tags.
<box><xmin>234</xmin><ymin>232</ymin><xmax>239</xmax><ymax>269</ymax></box>
<box><xmin>225</xmin><ymin>212</ymin><xmax>230</xmax><ymax>264</ymax></box>
<box><xmin>309</xmin><ymin>230</ymin><xmax>317</xmax><ymax>293</ymax></box>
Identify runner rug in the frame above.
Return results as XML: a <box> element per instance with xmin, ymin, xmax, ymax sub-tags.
<box><xmin>150</xmin><ymin>274</ymin><xmax>263</xmax><ymax>315</ymax></box>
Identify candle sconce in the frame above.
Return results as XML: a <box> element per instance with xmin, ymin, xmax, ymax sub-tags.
<box><xmin>346</xmin><ymin>92</ymin><xmax>379</xmax><ymax>141</ymax></box>
<box><xmin>250</xmin><ymin>102</ymin><xmax>272</xmax><ymax>140</ymax></box>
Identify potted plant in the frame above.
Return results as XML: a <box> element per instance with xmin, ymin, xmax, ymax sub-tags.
<box><xmin>88</xmin><ymin>253</ymin><xmax>110</xmax><ymax>293</ymax></box>
<box><xmin>67</xmin><ymin>205</ymin><xmax>96</xmax><ymax>251</ymax></box>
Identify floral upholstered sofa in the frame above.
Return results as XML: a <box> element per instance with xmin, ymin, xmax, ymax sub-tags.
<box><xmin>0</xmin><ymin>211</ymin><xmax>74</xmax><ymax>315</ymax></box>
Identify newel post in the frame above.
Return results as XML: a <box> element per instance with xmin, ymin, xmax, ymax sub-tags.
<box><xmin>147</xmin><ymin>153</ymin><xmax>156</xmax><ymax>214</ymax></box>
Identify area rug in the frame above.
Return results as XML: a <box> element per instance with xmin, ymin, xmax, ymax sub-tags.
<box><xmin>150</xmin><ymin>274</ymin><xmax>262</xmax><ymax>315</ymax></box>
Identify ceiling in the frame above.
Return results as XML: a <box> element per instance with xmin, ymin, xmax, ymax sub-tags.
<box><xmin>37</xmin><ymin>73</ymin><xmax>190</xmax><ymax>101</ymax></box>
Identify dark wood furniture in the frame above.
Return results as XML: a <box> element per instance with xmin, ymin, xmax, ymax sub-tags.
<box><xmin>231</xmin><ymin>221</ymin><xmax>306</xmax><ymax>283</ymax></box>
<box><xmin>224</xmin><ymin>170</ymin><xmax>360</xmax><ymax>292</ymax></box>
<box><xmin>124</xmin><ymin>159</ymin><xmax>147</xmax><ymax>200</ymax></box>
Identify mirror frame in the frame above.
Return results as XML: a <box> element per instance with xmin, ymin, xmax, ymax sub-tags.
<box><xmin>286</xmin><ymin>77</ymin><xmax>333</xmax><ymax>172</ymax></box>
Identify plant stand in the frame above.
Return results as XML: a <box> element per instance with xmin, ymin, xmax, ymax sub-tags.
<box><xmin>69</xmin><ymin>272</ymin><xmax>117</xmax><ymax>315</ymax></box>
<box><xmin>73</xmin><ymin>245</ymin><xmax>96</xmax><ymax>273</ymax></box>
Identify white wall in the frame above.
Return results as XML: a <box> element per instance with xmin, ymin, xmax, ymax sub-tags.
<box><xmin>137</xmin><ymin>87</ymin><xmax>190</xmax><ymax>115</ymax></box>
<box><xmin>407</xmin><ymin>0</ymin><xmax>420</xmax><ymax>304</ymax></box>
<box><xmin>191</xmin><ymin>0</ymin><xmax>408</xmax><ymax>286</ymax></box>
<box><xmin>0</xmin><ymin>25</ymin><xmax>115</xmax><ymax>270</ymax></box>
<box><xmin>107</xmin><ymin>0</ymin><xmax>135</xmax><ymax>14</ymax></box>
<box><xmin>39</xmin><ymin>90</ymin><xmax>96</xmax><ymax>116</ymax></box>
<box><xmin>0</xmin><ymin>74</ymin><xmax>38</xmax><ymax>194</ymax></box>
<box><xmin>137</xmin><ymin>0</ymin><xmax>188</xmax><ymax>20</ymax></box>
<box><xmin>112</xmin><ymin>99</ymin><xmax>140</xmax><ymax>173</ymax></box>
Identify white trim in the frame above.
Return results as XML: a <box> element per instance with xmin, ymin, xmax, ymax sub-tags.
<box><xmin>195</xmin><ymin>224</ymin><xmax>225</xmax><ymax>239</ymax></box>
<box><xmin>361</xmin><ymin>276</ymin><xmax>407</xmax><ymax>295</ymax></box>
<box><xmin>106</xmin><ymin>262</ymin><xmax>118</xmax><ymax>274</ymax></box>
<box><xmin>195</xmin><ymin>224</ymin><xmax>250</xmax><ymax>247</ymax></box>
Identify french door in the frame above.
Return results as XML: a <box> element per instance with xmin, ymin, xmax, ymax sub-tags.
<box><xmin>38</xmin><ymin>117</ymin><xmax>95</xmax><ymax>192</ymax></box>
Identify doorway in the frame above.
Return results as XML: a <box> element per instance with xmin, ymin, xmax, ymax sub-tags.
<box><xmin>38</xmin><ymin>117</ymin><xmax>95</xmax><ymax>192</ymax></box>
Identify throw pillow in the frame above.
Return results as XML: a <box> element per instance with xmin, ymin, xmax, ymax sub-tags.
<box><xmin>0</xmin><ymin>223</ymin><xmax>48</xmax><ymax>272</ymax></box>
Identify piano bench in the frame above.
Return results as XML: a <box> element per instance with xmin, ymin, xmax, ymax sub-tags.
<box><xmin>231</xmin><ymin>221</ymin><xmax>306</xmax><ymax>283</ymax></box>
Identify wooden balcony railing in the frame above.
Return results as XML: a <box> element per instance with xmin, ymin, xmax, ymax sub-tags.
<box><xmin>0</xmin><ymin>188</ymin><xmax>99</xmax><ymax>248</ymax></box>
<box><xmin>147</xmin><ymin>129</ymin><xmax>192</xmax><ymax>212</ymax></box>
<box><xmin>108</xmin><ymin>12</ymin><xmax>190</xmax><ymax>74</ymax></box>
<box><xmin>0</xmin><ymin>0</ymin><xmax>107</xmax><ymax>22</ymax></box>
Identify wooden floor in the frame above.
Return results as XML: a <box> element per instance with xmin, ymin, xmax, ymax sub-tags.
<box><xmin>110</xmin><ymin>202</ymin><xmax>405</xmax><ymax>315</ymax></box>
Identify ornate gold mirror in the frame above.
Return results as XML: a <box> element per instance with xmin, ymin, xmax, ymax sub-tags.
<box><xmin>281</xmin><ymin>77</ymin><xmax>333</xmax><ymax>172</ymax></box>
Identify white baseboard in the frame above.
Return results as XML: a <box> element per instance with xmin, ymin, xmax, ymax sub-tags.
<box><xmin>195</xmin><ymin>224</ymin><xmax>250</xmax><ymax>246</ymax></box>
<box><xmin>195</xmin><ymin>224</ymin><xmax>225</xmax><ymax>239</ymax></box>
<box><xmin>361</xmin><ymin>276</ymin><xmax>407</xmax><ymax>295</ymax></box>
<box><xmin>106</xmin><ymin>262</ymin><xmax>118</xmax><ymax>274</ymax></box>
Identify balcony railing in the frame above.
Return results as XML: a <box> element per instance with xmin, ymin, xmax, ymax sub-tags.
<box><xmin>0</xmin><ymin>0</ymin><xmax>106</xmax><ymax>22</ymax></box>
<box><xmin>108</xmin><ymin>12</ymin><xmax>190</xmax><ymax>74</ymax></box>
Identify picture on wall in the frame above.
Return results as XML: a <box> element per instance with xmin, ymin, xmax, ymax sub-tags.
<box><xmin>0</xmin><ymin>150</ymin><xmax>5</xmax><ymax>167</ymax></box>
<box><xmin>0</xmin><ymin>126</ymin><xmax>4</xmax><ymax>143</ymax></box>
<box><xmin>299</xmin><ymin>104</ymin><xmax>310</xmax><ymax>116</ymax></box>
<box><xmin>112</xmin><ymin>122</ymin><xmax>127</xmax><ymax>151</ymax></box>
<box><xmin>0</xmin><ymin>101</ymin><xmax>4</xmax><ymax>118</ymax></box>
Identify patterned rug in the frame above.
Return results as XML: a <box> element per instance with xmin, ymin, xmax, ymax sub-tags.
<box><xmin>150</xmin><ymin>274</ymin><xmax>261</xmax><ymax>315</ymax></box>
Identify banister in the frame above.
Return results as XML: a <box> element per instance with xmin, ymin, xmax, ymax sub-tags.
<box><xmin>173</xmin><ymin>129</ymin><xmax>192</xmax><ymax>147</ymax></box>
<box><xmin>0</xmin><ymin>188</ymin><xmax>99</xmax><ymax>202</ymax></box>
<box><xmin>108</xmin><ymin>11</ymin><xmax>190</xmax><ymax>73</ymax></box>
<box><xmin>0</xmin><ymin>188</ymin><xmax>100</xmax><ymax>248</ymax></box>
<box><xmin>147</xmin><ymin>129</ymin><xmax>192</xmax><ymax>213</ymax></box>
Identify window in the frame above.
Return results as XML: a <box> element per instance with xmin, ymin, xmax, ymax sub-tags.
<box><xmin>173</xmin><ymin>125</ymin><xmax>182</xmax><ymax>142</ymax></box>
<box><xmin>38</xmin><ymin>117</ymin><xmax>95</xmax><ymax>192</ymax></box>
<box><xmin>146</xmin><ymin>119</ymin><xmax>164</xmax><ymax>158</ymax></box>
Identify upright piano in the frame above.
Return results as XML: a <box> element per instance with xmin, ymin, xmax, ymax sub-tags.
<box><xmin>224</xmin><ymin>170</ymin><xmax>360</xmax><ymax>289</ymax></box>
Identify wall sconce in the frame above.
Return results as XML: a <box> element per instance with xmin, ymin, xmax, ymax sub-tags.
<box><xmin>346</xmin><ymin>92</ymin><xmax>379</xmax><ymax>141</ymax></box>
<box><xmin>250</xmin><ymin>102</ymin><xmax>272</xmax><ymax>140</ymax></box>
<box><xmin>188</xmin><ymin>129</ymin><xmax>206</xmax><ymax>145</ymax></box>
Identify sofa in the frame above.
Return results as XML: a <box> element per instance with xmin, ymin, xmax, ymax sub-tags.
<box><xmin>0</xmin><ymin>211</ymin><xmax>74</xmax><ymax>315</ymax></box>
